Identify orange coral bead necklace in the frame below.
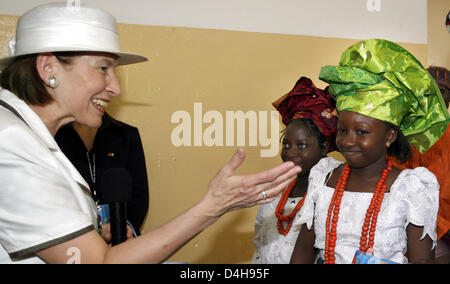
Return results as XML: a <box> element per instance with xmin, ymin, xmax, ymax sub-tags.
<box><xmin>275</xmin><ymin>179</ymin><xmax>307</xmax><ymax>236</ymax></box>
<box><xmin>324</xmin><ymin>159</ymin><xmax>393</xmax><ymax>264</ymax></box>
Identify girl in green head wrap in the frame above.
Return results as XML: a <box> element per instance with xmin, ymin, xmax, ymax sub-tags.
<box><xmin>291</xmin><ymin>39</ymin><xmax>444</xmax><ymax>264</ymax></box>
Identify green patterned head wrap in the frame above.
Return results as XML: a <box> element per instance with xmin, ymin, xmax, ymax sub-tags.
<box><xmin>319</xmin><ymin>39</ymin><xmax>450</xmax><ymax>153</ymax></box>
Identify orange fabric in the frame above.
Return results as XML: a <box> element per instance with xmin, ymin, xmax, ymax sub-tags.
<box><xmin>393</xmin><ymin>125</ymin><xmax>450</xmax><ymax>239</ymax></box>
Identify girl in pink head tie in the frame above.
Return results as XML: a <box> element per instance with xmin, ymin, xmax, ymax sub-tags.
<box><xmin>252</xmin><ymin>77</ymin><xmax>337</xmax><ymax>263</ymax></box>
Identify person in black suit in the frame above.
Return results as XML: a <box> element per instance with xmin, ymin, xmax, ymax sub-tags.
<box><xmin>55</xmin><ymin>112</ymin><xmax>149</xmax><ymax>236</ymax></box>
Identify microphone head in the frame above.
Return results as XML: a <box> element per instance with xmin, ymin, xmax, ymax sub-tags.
<box><xmin>100</xmin><ymin>168</ymin><xmax>133</xmax><ymax>202</ymax></box>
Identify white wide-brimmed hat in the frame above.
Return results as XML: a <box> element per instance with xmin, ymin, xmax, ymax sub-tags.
<box><xmin>0</xmin><ymin>2</ymin><xmax>148</xmax><ymax>70</ymax></box>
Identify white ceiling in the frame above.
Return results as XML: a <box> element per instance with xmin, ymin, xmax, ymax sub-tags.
<box><xmin>0</xmin><ymin>0</ymin><xmax>428</xmax><ymax>43</ymax></box>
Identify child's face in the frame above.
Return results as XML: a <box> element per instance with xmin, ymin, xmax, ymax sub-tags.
<box><xmin>281</xmin><ymin>121</ymin><xmax>323</xmax><ymax>177</ymax></box>
<box><xmin>336</xmin><ymin>111</ymin><xmax>395</xmax><ymax>168</ymax></box>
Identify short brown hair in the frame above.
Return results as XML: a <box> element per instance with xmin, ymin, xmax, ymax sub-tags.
<box><xmin>0</xmin><ymin>54</ymin><xmax>51</xmax><ymax>105</ymax></box>
<box><xmin>0</xmin><ymin>52</ymin><xmax>79</xmax><ymax>106</ymax></box>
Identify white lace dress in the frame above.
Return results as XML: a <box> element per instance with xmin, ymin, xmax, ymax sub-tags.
<box><xmin>296</xmin><ymin>157</ymin><xmax>439</xmax><ymax>264</ymax></box>
<box><xmin>252</xmin><ymin>195</ymin><xmax>304</xmax><ymax>264</ymax></box>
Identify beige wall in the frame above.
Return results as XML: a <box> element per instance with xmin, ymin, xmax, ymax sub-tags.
<box><xmin>428</xmin><ymin>0</ymin><xmax>450</xmax><ymax>69</ymax></box>
<box><xmin>0</xmin><ymin>10</ymin><xmax>435</xmax><ymax>263</ymax></box>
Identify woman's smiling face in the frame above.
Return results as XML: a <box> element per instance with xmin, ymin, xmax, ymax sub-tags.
<box><xmin>55</xmin><ymin>52</ymin><xmax>121</xmax><ymax>128</ymax></box>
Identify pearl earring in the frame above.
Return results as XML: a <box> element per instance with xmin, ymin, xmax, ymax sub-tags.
<box><xmin>47</xmin><ymin>76</ymin><xmax>58</xmax><ymax>88</ymax></box>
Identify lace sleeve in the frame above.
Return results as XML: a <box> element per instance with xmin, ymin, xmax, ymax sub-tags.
<box><xmin>293</xmin><ymin>182</ymin><xmax>316</xmax><ymax>230</ymax></box>
<box><xmin>394</xmin><ymin>167</ymin><xmax>440</xmax><ymax>247</ymax></box>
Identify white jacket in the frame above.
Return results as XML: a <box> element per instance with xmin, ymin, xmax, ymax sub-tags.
<box><xmin>0</xmin><ymin>89</ymin><xmax>98</xmax><ymax>264</ymax></box>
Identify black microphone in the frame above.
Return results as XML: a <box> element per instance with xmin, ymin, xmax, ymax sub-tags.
<box><xmin>101</xmin><ymin>168</ymin><xmax>132</xmax><ymax>246</ymax></box>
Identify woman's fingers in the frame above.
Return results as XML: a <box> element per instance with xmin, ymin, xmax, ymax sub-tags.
<box><xmin>216</xmin><ymin>148</ymin><xmax>299</xmax><ymax>187</ymax></box>
<box><xmin>241</xmin><ymin>161</ymin><xmax>299</xmax><ymax>189</ymax></box>
<box><xmin>236</xmin><ymin>162</ymin><xmax>301</xmax><ymax>202</ymax></box>
<box><xmin>255</xmin><ymin>175</ymin><xmax>297</xmax><ymax>205</ymax></box>
<box><xmin>216</xmin><ymin>148</ymin><xmax>246</xmax><ymax>179</ymax></box>
<box><xmin>204</xmin><ymin>149</ymin><xmax>301</xmax><ymax>217</ymax></box>
<box><xmin>252</xmin><ymin>165</ymin><xmax>301</xmax><ymax>196</ymax></box>
<box><xmin>223</xmin><ymin>164</ymin><xmax>301</xmax><ymax>211</ymax></box>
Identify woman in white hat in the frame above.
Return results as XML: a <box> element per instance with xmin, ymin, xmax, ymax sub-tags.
<box><xmin>0</xmin><ymin>2</ymin><xmax>300</xmax><ymax>264</ymax></box>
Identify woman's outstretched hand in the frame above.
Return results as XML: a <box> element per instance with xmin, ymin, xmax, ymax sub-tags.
<box><xmin>201</xmin><ymin>148</ymin><xmax>301</xmax><ymax>218</ymax></box>
<box><xmin>36</xmin><ymin>148</ymin><xmax>301</xmax><ymax>264</ymax></box>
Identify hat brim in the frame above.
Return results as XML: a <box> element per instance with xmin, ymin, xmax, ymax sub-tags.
<box><xmin>0</xmin><ymin>47</ymin><xmax>148</xmax><ymax>71</ymax></box>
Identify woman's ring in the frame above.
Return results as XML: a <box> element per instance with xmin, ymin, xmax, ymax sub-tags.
<box><xmin>262</xmin><ymin>191</ymin><xmax>267</xmax><ymax>200</ymax></box>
